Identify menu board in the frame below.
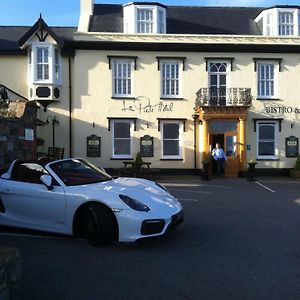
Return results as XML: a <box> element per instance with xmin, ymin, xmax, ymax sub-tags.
<box><xmin>140</xmin><ymin>135</ymin><xmax>154</xmax><ymax>157</ymax></box>
<box><xmin>87</xmin><ymin>135</ymin><xmax>101</xmax><ymax>157</ymax></box>
<box><xmin>286</xmin><ymin>136</ymin><xmax>298</xmax><ymax>157</ymax></box>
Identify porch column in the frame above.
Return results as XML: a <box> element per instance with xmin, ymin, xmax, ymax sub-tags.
<box><xmin>239</xmin><ymin>118</ymin><xmax>246</xmax><ymax>170</ymax></box>
<box><xmin>202</xmin><ymin>119</ymin><xmax>209</xmax><ymax>158</ymax></box>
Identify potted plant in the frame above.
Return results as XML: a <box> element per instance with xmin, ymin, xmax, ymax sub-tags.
<box><xmin>289</xmin><ymin>155</ymin><xmax>300</xmax><ymax>178</ymax></box>
<box><xmin>201</xmin><ymin>158</ymin><xmax>210</xmax><ymax>180</ymax></box>
<box><xmin>247</xmin><ymin>159</ymin><xmax>257</xmax><ymax>181</ymax></box>
<box><xmin>133</xmin><ymin>152</ymin><xmax>143</xmax><ymax>170</ymax></box>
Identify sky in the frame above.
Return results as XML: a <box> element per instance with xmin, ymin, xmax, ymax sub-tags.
<box><xmin>0</xmin><ymin>0</ymin><xmax>299</xmax><ymax>27</ymax></box>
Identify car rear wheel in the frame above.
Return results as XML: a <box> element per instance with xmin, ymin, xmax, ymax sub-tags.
<box><xmin>82</xmin><ymin>203</ymin><xmax>116</xmax><ymax>246</ymax></box>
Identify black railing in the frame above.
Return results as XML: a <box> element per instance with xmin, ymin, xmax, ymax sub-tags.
<box><xmin>195</xmin><ymin>88</ymin><xmax>252</xmax><ymax>107</ymax></box>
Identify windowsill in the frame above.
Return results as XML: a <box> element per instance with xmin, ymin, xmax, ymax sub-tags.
<box><xmin>110</xmin><ymin>158</ymin><xmax>134</xmax><ymax>160</ymax></box>
<box><xmin>256</xmin><ymin>158</ymin><xmax>279</xmax><ymax>161</ymax></box>
<box><xmin>160</xmin><ymin>97</ymin><xmax>184</xmax><ymax>100</ymax></box>
<box><xmin>256</xmin><ymin>98</ymin><xmax>280</xmax><ymax>101</ymax></box>
<box><xmin>32</xmin><ymin>81</ymin><xmax>57</xmax><ymax>85</ymax></box>
<box><xmin>111</xmin><ymin>96</ymin><xmax>135</xmax><ymax>100</ymax></box>
<box><xmin>160</xmin><ymin>158</ymin><xmax>184</xmax><ymax>161</ymax></box>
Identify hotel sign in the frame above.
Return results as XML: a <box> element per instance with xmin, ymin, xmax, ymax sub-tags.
<box><xmin>265</xmin><ymin>107</ymin><xmax>300</xmax><ymax>114</ymax></box>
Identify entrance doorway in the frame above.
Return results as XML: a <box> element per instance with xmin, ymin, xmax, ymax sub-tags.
<box><xmin>209</xmin><ymin>120</ymin><xmax>240</xmax><ymax>177</ymax></box>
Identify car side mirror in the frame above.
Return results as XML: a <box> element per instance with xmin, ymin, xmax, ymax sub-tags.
<box><xmin>40</xmin><ymin>174</ymin><xmax>54</xmax><ymax>190</ymax></box>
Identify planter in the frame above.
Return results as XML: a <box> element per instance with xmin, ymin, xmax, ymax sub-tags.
<box><xmin>201</xmin><ymin>161</ymin><xmax>210</xmax><ymax>180</ymax></box>
<box><xmin>247</xmin><ymin>162</ymin><xmax>257</xmax><ymax>181</ymax></box>
<box><xmin>289</xmin><ymin>169</ymin><xmax>300</xmax><ymax>178</ymax></box>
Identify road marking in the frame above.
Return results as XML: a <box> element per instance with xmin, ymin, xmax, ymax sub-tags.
<box><xmin>255</xmin><ymin>181</ymin><xmax>276</xmax><ymax>193</ymax></box>
<box><xmin>170</xmin><ymin>188</ymin><xmax>212</xmax><ymax>194</ymax></box>
<box><xmin>162</xmin><ymin>182</ymin><xmax>232</xmax><ymax>189</ymax></box>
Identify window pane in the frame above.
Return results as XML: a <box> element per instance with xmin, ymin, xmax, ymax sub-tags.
<box><xmin>209</xmin><ymin>120</ymin><xmax>237</xmax><ymax>132</ymax></box>
<box><xmin>44</xmin><ymin>65</ymin><xmax>49</xmax><ymax>79</ymax></box>
<box><xmin>163</xmin><ymin>123</ymin><xmax>179</xmax><ymax>139</ymax></box>
<box><xmin>258</xmin><ymin>142</ymin><xmax>275</xmax><ymax>155</ymax></box>
<box><xmin>210</xmin><ymin>75</ymin><xmax>217</xmax><ymax>85</ymax></box>
<box><xmin>163</xmin><ymin>141</ymin><xmax>179</xmax><ymax>155</ymax></box>
<box><xmin>220</xmin><ymin>75</ymin><xmax>226</xmax><ymax>85</ymax></box>
<box><xmin>114</xmin><ymin>140</ymin><xmax>130</xmax><ymax>155</ymax></box>
<box><xmin>114</xmin><ymin>122</ymin><xmax>130</xmax><ymax>138</ymax></box>
<box><xmin>226</xmin><ymin>136</ymin><xmax>237</xmax><ymax>157</ymax></box>
<box><xmin>210</xmin><ymin>64</ymin><xmax>218</xmax><ymax>72</ymax></box>
<box><xmin>259</xmin><ymin>125</ymin><xmax>274</xmax><ymax>139</ymax></box>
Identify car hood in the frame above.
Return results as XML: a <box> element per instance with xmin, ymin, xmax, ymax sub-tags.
<box><xmin>79</xmin><ymin>177</ymin><xmax>181</xmax><ymax>211</ymax></box>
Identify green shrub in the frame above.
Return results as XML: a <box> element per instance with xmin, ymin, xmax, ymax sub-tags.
<box><xmin>295</xmin><ymin>155</ymin><xmax>300</xmax><ymax>170</ymax></box>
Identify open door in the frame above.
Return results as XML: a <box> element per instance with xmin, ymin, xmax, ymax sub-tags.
<box><xmin>224</xmin><ymin>132</ymin><xmax>239</xmax><ymax>177</ymax></box>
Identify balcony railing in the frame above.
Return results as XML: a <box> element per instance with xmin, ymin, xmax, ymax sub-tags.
<box><xmin>195</xmin><ymin>88</ymin><xmax>252</xmax><ymax>107</ymax></box>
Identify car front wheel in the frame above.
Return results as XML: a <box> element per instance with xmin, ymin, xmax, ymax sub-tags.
<box><xmin>82</xmin><ymin>203</ymin><xmax>116</xmax><ymax>246</ymax></box>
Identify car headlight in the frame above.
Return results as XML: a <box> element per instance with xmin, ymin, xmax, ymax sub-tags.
<box><xmin>119</xmin><ymin>194</ymin><xmax>150</xmax><ymax>212</ymax></box>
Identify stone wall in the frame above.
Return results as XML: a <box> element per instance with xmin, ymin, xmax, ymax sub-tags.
<box><xmin>0</xmin><ymin>101</ymin><xmax>37</xmax><ymax>168</ymax></box>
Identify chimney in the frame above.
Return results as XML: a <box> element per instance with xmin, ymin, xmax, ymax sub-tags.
<box><xmin>78</xmin><ymin>0</ymin><xmax>94</xmax><ymax>32</ymax></box>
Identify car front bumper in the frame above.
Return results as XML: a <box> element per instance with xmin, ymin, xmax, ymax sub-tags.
<box><xmin>115</xmin><ymin>207</ymin><xmax>183</xmax><ymax>242</ymax></box>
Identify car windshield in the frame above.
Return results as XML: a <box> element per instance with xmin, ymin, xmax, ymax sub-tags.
<box><xmin>50</xmin><ymin>159</ymin><xmax>112</xmax><ymax>186</ymax></box>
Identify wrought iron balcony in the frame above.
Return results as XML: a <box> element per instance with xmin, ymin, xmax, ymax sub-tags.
<box><xmin>195</xmin><ymin>88</ymin><xmax>252</xmax><ymax>107</ymax></box>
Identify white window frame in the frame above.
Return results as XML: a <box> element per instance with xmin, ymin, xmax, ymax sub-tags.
<box><xmin>160</xmin><ymin>120</ymin><xmax>183</xmax><ymax>159</ymax></box>
<box><xmin>278</xmin><ymin>11</ymin><xmax>294</xmax><ymax>36</ymax></box>
<box><xmin>256</xmin><ymin>121</ymin><xmax>278</xmax><ymax>160</ymax></box>
<box><xmin>160</xmin><ymin>60</ymin><xmax>182</xmax><ymax>99</ymax></box>
<box><xmin>137</xmin><ymin>8</ymin><xmax>153</xmax><ymax>33</ymax></box>
<box><xmin>257</xmin><ymin>61</ymin><xmax>278</xmax><ymax>99</ymax></box>
<box><xmin>54</xmin><ymin>48</ymin><xmax>61</xmax><ymax>83</ymax></box>
<box><xmin>30</xmin><ymin>43</ymin><xmax>61</xmax><ymax>85</ymax></box>
<box><xmin>112</xmin><ymin>120</ymin><xmax>133</xmax><ymax>159</ymax></box>
<box><xmin>208</xmin><ymin>60</ymin><xmax>231</xmax><ymax>105</ymax></box>
<box><xmin>36</xmin><ymin>46</ymin><xmax>50</xmax><ymax>81</ymax></box>
<box><xmin>157</xmin><ymin>9</ymin><xmax>166</xmax><ymax>34</ymax></box>
<box><xmin>112</xmin><ymin>59</ymin><xmax>134</xmax><ymax>98</ymax></box>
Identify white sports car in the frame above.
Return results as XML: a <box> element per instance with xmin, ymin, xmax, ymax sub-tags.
<box><xmin>0</xmin><ymin>158</ymin><xmax>183</xmax><ymax>245</ymax></box>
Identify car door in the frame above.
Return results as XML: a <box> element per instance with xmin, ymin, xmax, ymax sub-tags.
<box><xmin>0</xmin><ymin>175</ymin><xmax>67</xmax><ymax>231</ymax></box>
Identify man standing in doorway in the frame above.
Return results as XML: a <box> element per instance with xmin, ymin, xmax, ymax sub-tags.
<box><xmin>212</xmin><ymin>142</ymin><xmax>227</xmax><ymax>177</ymax></box>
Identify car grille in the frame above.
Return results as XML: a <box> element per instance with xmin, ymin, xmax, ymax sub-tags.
<box><xmin>141</xmin><ymin>220</ymin><xmax>165</xmax><ymax>235</ymax></box>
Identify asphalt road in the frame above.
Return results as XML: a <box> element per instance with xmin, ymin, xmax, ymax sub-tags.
<box><xmin>1</xmin><ymin>177</ymin><xmax>300</xmax><ymax>300</ymax></box>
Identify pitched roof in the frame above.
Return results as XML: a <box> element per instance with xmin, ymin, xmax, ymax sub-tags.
<box><xmin>89</xmin><ymin>4</ymin><xmax>263</xmax><ymax>35</ymax></box>
<box><xmin>0</xmin><ymin>26</ymin><xmax>76</xmax><ymax>53</ymax></box>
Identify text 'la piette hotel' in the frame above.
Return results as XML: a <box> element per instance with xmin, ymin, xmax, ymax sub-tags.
<box><xmin>1</xmin><ymin>0</ymin><xmax>300</xmax><ymax>176</ymax></box>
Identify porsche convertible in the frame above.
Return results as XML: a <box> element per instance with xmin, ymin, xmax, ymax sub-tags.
<box><xmin>0</xmin><ymin>158</ymin><xmax>183</xmax><ymax>245</ymax></box>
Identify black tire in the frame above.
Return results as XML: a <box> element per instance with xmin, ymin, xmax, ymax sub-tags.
<box><xmin>82</xmin><ymin>203</ymin><xmax>116</xmax><ymax>246</ymax></box>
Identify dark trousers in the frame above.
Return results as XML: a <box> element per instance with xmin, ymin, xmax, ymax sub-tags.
<box><xmin>215</xmin><ymin>158</ymin><xmax>225</xmax><ymax>176</ymax></box>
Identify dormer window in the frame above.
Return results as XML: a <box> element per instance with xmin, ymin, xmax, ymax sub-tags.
<box><xmin>255</xmin><ymin>7</ymin><xmax>300</xmax><ymax>37</ymax></box>
<box><xmin>123</xmin><ymin>2</ymin><xmax>166</xmax><ymax>34</ymax></box>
